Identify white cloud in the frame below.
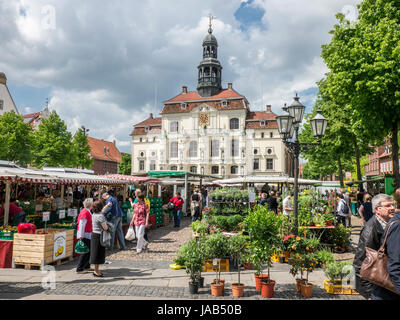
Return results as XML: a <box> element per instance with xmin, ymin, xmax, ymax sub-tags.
<box><xmin>0</xmin><ymin>0</ymin><xmax>361</xmax><ymax>153</ymax></box>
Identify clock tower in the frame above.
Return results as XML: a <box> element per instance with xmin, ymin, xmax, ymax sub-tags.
<box><xmin>197</xmin><ymin>16</ymin><xmax>223</xmax><ymax>97</ymax></box>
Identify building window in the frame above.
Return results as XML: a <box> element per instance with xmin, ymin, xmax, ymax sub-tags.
<box><xmin>231</xmin><ymin>139</ymin><xmax>239</xmax><ymax>157</ymax></box>
<box><xmin>190</xmin><ymin>166</ymin><xmax>197</xmax><ymax>174</ymax></box>
<box><xmin>139</xmin><ymin>137</ymin><xmax>142</xmax><ymax>143</ymax></box>
<box><xmin>261</xmin><ymin>132</ymin><xmax>264</xmax><ymax>139</ymax></box>
<box><xmin>170</xmin><ymin>141</ymin><xmax>178</xmax><ymax>158</ymax></box>
<box><xmin>222</xmin><ymin>100</ymin><xmax>228</xmax><ymax>107</ymax></box>
<box><xmin>170</xmin><ymin>166</ymin><xmax>177</xmax><ymax>171</ymax></box>
<box><xmin>181</xmin><ymin>103</ymin><xmax>187</xmax><ymax>110</ymax></box>
<box><xmin>253</xmin><ymin>148</ymin><xmax>258</xmax><ymax>155</ymax></box>
<box><xmin>211</xmin><ymin>166</ymin><xmax>219</xmax><ymax>174</ymax></box>
<box><xmin>139</xmin><ymin>160</ymin><xmax>145</xmax><ymax>171</ymax></box>
<box><xmin>170</xmin><ymin>121</ymin><xmax>179</xmax><ymax>133</ymax></box>
<box><xmin>266</xmin><ymin>158</ymin><xmax>274</xmax><ymax>170</ymax></box>
<box><xmin>211</xmin><ymin>140</ymin><xmax>219</xmax><ymax>157</ymax></box>
<box><xmin>253</xmin><ymin>158</ymin><xmax>260</xmax><ymax>170</ymax></box>
<box><xmin>0</xmin><ymin>100</ymin><xmax>3</xmax><ymax>110</ymax></box>
<box><xmin>231</xmin><ymin>166</ymin><xmax>238</xmax><ymax>174</ymax></box>
<box><xmin>270</xmin><ymin>132</ymin><xmax>273</xmax><ymax>138</ymax></box>
<box><xmin>267</xmin><ymin>148</ymin><xmax>273</xmax><ymax>155</ymax></box>
<box><xmin>230</xmin><ymin>118</ymin><xmax>239</xmax><ymax>130</ymax></box>
<box><xmin>260</xmin><ymin>121</ymin><xmax>265</xmax><ymax>126</ymax></box>
<box><xmin>189</xmin><ymin>141</ymin><xmax>198</xmax><ymax>158</ymax></box>
<box><xmin>150</xmin><ymin>161</ymin><xmax>156</xmax><ymax>171</ymax></box>
<box><xmin>103</xmin><ymin>161</ymin><xmax>107</xmax><ymax>169</ymax></box>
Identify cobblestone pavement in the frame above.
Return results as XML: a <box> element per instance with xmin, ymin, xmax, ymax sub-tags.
<box><xmin>106</xmin><ymin>216</ymin><xmax>193</xmax><ymax>261</ymax></box>
<box><xmin>0</xmin><ymin>215</ymin><xmax>366</xmax><ymax>300</ymax></box>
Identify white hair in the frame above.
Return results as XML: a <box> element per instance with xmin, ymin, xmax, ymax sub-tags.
<box><xmin>371</xmin><ymin>194</ymin><xmax>393</xmax><ymax>209</ymax></box>
<box><xmin>83</xmin><ymin>198</ymin><xmax>94</xmax><ymax>209</ymax></box>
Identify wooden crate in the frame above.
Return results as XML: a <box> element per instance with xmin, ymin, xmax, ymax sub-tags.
<box><xmin>324</xmin><ymin>280</ymin><xmax>359</xmax><ymax>295</ymax></box>
<box><xmin>12</xmin><ymin>228</ymin><xmax>74</xmax><ymax>270</ymax></box>
<box><xmin>202</xmin><ymin>259</ymin><xmax>229</xmax><ymax>272</ymax></box>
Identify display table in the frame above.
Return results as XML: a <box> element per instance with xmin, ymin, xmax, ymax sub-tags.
<box><xmin>0</xmin><ymin>240</ymin><xmax>13</xmax><ymax>268</ymax></box>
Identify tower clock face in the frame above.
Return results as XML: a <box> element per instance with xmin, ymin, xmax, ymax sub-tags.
<box><xmin>199</xmin><ymin>112</ymin><xmax>210</xmax><ymax>127</ymax></box>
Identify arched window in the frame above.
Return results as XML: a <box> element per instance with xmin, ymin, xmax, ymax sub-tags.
<box><xmin>170</xmin><ymin>166</ymin><xmax>178</xmax><ymax>171</ymax></box>
<box><xmin>189</xmin><ymin>141</ymin><xmax>198</xmax><ymax>158</ymax></box>
<box><xmin>170</xmin><ymin>141</ymin><xmax>178</xmax><ymax>158</ymax></box>
<box><xmin>230</xmin><ymin>118</ymin><xmax>239</xmax><ymax>130</ymax></box>
<box><xmin>190</xmin><ymin>166</ymin><xmax>197</xmax><ymax>174</ymax></box>
<box><xmin>231</xmin><ymin>166</ymin><xmax>238</xmax><ymax>174</ymax></box>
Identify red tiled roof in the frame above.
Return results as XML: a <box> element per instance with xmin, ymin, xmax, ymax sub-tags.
<box><xmin>131</xmin><ymin>127</ymin><xmax>161</xmax><ymax>136</ymax></box>
<box><xmin>87</xmin><ymin>137</ymin><xmax>122</xmax><ymax>163</ymax></box>
<box><xmin>161</xmin><ymin>98</ymin><xmax>247</xmax><ymax>115</ymax></box>
<box><xmin>23</xmin><ymin>112</ymin><xmax>41</xmax><ymax>119</ymax></box>
<box><xmin>165</xmin><ymin>89</ymin><xmax>243</xmax><ymax>103</ymax></box>
<box><xmin>134</xmin><ymin>116</ymin><xmax>162</xmax><ymax>127</ymax></box>
<box><xmin>246</xmin><ymin>111</ymin><xmax>277</xmax><ymax>120</ymax></box>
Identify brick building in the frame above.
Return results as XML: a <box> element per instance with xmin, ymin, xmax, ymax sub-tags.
<box><xmin>87</xmin><ymin>137</ymin><xmax>122</xmax><ymax>175</ymax></box>
<box><xmin>364</xmin><ymin>139</ymin><xmax>399</xmax><ymax>177</ymax></box>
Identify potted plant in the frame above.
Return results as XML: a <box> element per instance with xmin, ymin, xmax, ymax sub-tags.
<box><xmin>191</xmin><ymin>220</ymin><xmax>209</xmax><ymax>237</ymax></box>
<box><xmin>184</xmin><ymin>241</ymin><xmax>204</xmax><ymax>294</ymax></box>
<box><xmin>322</xmin><ymin>213</ymin><xmax>335</xmax><ymax>226</ymax></box>
<box><xmin>298</xmin><ymin>253</ymin><xmax>318</xmax><ymax>298</ymax></box>
<box><xmin>227</xmin><ymin>235</ymin><xmax>249</xmax><ymax>297</ymax></box>
<box><xmin>244</xmin><ymin>205</ymin><xmax>282</xmax><ymax>297</ymax></box>
<box><xmin>315</xmin><ymin>249</ymin><xmax>334</xmax><ymax>268</ymax></box>
<box><xmin>202</xmin><ymin>232</ymin><xmax>229</xmax><ymax>296</ymax></box>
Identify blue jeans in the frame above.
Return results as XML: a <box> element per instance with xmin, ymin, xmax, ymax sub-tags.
<box><xmin>110</xmin><ymin>216</ymin><xmax>126</xmax><ymax>251</ymax></box>
<box><xmin>173</xmin><ymin>209</ymin><xmax>181</xmax><ymax>227</ymax></box>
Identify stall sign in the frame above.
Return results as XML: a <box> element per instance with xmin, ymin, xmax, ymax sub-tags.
<box><xmin>42</xmin><ymin>211</ymin><xmax>50</xmax><ymax>222</ymax></box>
<box><xmin>248</xmin><ymin>192</ymin><xmax>256</xmax><ymax>203</ymax></box>
<box><xmin>59</xmin><ymin>209</ymin><xmax>65</xmax><ymax>219</ymax></box>
<box><xmin>53</xmin><ymin>231</ymin><xmax>66</xmax><ymax>260</ymax></box>
<box><xmin>67</xmin><ymin>208</ymin><xmax>78</xmax><ymax>217</ymax></box>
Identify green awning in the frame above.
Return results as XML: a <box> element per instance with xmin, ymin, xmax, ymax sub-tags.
<box><xmin>147</xmin><ymin>171</ymin><xmax>187</xmax><ymax>178</ymax></box>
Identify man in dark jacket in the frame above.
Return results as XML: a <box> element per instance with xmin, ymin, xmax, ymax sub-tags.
<box><xmin>353</xmin><ymin>193</ymin><xmax>395</xmax><ymax>299</ymax></box>
<box><xmin>267</xmin><ymin>191</ymin><xmax>278</xmax><ymax>214</ymax></box>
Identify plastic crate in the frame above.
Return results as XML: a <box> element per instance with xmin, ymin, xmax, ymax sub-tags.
<box><xmin>202</xmin><ymin>259</ymin><xmax>230</xmax><ymax>272</ymax></box>
<box><xmin>0</xmin><ymin>231</ymin><xmax>16</xmax><ymax>240</ymax></box>
<box><xmin>324</xmin><ymin>280</ymin><xmax>359</xmax><ymax>295</ymax></box>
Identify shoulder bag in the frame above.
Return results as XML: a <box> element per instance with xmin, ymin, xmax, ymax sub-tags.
<box><xmin>360</xmin><ymin>220</ymin><xmax>400</xmax><ymax>294</ymax></box>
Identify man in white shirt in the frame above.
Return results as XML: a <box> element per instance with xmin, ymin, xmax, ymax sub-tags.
<box><xmin>282</xmin><ymin>192</ymin><xmax>294</xmax><ymax>216</ymax></box>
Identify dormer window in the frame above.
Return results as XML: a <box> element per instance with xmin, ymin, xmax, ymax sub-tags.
<box><xmin>181</xmin><ymin>103</ymin><xmax>187</xmax><ymax>110</ymax></box>
<box><xmin>145</xmin><ymin>126</ymin><xmax>150</xmax><ymax>132</ymax></box>
<box><xmin>260</xmin><ymin>121</ymin><xmax>265</xmax><ymax>126</ymax></box>
<box><xmin>221</xmin><ymin>100</ymin><xmax>228</xmax><ymax>107</ymax></box>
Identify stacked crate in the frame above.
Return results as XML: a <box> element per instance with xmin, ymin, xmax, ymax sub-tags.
<box><xmin>150</xmin><ymin>198</ymin><xmax>163</xmax><ymax>227</ymax></box>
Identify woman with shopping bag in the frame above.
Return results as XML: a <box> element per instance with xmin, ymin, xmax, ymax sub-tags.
<box><xmin>75</xmin><ymin>198</ymin><xmax>94</xmax><ymax>273</ymax></box>
<box><xmin>89</xmin><ymin>200</ymin><xmax>111</xmax><ymax>277</ymax></box>
<box><xmin>130</xmin><ymin>194</ymin><xmax>149</xmax><ymax>254</ymax></box>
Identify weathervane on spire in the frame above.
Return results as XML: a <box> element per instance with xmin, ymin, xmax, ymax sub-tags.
<box><xmin>208</xmin><ymin>13</ymin><xmax>216</xmax><ymax>33</ymax></box>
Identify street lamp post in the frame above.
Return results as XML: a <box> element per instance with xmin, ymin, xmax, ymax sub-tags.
<box><xmin>276</xmin><ymin>94</ymin><xmax>328</xmax><ymax>235</ymax></box>
<box><xmin>81</xmin><ymin>125</ymin><xmax>89</xmax><ymax>136</ymax></box>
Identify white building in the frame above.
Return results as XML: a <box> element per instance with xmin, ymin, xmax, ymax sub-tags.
<box><xmin>130</xmin><ymin>26</ymin><xmax>291</xmax><ymax>178</ymax></box>
<box><xmin>0</xmin><ymin>73</ymin><xmax>19</xmax><ymax>116</ymax></box>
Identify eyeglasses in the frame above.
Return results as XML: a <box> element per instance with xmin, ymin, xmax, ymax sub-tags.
<box><xmin>377</xmin><ymin>204</ymin><xmax>395</xmax><ymax>209</ymax></box>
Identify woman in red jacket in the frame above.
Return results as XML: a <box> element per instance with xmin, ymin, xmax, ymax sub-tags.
<box><xmin>169</xmin><ymin>192</ymin><xmax>184</xmax><ymax>228</ymax></box>
<box><xmin>76</xmin><ymin>198</ymin><xmax>94</xmax><ymax>273</ymax></box>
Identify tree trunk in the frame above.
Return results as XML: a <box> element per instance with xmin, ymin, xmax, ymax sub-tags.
<box><xmin>353</xmin><ymin>135</ymin><xmax>364</xmax><ymax>191</ymax></box>
<box><xmin>338</xmin><ymin>157</ymin><xmax>344</xmax><ymax>188</ymax></box>
<box><xmin>391</xmin><ymin>121</ymin><xmax>400</xmax><ymax>189</ymax></box>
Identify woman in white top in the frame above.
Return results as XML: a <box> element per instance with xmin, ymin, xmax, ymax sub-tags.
<box><xmin>76</xmin><ymin>198</ymin><xmax>94</xmax><ymax>273</ymax></box>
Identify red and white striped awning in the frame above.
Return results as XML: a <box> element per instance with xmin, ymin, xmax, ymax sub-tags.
<box><xmin>101</xmin><ymin>174</ymin><xmax>161</xmax><ymax>184</ymax></box>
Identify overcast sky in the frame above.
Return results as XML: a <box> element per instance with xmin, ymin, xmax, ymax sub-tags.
<box><xmin>0</xmin><ymin>0</ymin><xmax>360</xmax><ymax>153</ymax></box>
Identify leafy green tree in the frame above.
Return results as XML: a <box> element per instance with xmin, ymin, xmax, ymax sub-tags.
<box><xmin>321</xmin><ymin>0</ymin><xmax>400</xmax><ymax>187</ymax></box>
<box><xmin>0</xmin><ymin>111</ymin><xmax>33</xmax><ymax>166</ymax></box>
<box><xmin>71</xmin><ymin>128</ymin><xmax>93</xmax><ymax>169</ymax></box>
<box><xmin>118</xmin><ymin>153</ymin><xmax>132</xmax><ymax>175</ymax></box>
<box><xmin>31</xmin><ymin>111</ymin><xmax>73</xmax><ymax>168</ymax></box>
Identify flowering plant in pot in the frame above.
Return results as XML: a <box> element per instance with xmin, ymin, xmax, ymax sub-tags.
<box><xmin>297</xmin><ymin>253</ymin><xmax>318</xmax><ymax>298</ymax></box>
<box><xmin>227</xmin><ymin>234</ymin><xmax>249</xmax><ymax>297</ymax></box>
<box><xmin>244</xmin><ymin>205</ymin><xmax>282</xmax><ymax>296</ymax></box>
<box><xmin>322</xmin><ymin>213</ymin><xmax>335</xmax><ymax>226</ymax></box>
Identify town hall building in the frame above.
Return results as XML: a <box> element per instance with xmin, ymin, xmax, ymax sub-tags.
<box><xmin>130</xmin><ymin>23</ymin><xmax>290</xmax><ymax>178</ymax></box>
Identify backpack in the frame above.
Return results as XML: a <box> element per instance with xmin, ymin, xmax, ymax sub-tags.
<box><xmin>192</xmin><ymin>193</ymin><xmax>199</xmax><ymax>202</ymax></box>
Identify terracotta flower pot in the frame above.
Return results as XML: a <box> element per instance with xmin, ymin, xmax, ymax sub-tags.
<box><xmin>300</xmin><ymin>283</ymin><xmax>313</xmax><ymax>298</ymax></box>
<box><xmin>296</xmin><ymin>278</ymin><xmax>306</xmax><ymax>292</ymax></box>
<box><xmin>261</xmin><ymin>280</ymin><xmax>275</xmax><ymax>298</ymax></box>
<box><xmin>254</xmin><ymin>274</ymin><xmax>269</xmax><ymax>290</ymax></box>
<box><xmin>231</xmin><ymin>283</ymin><xmax>244</xmax><ymax>297</ymax></box>
<box><xmin>211</xmin><ymin>282</ymin><xmax>224</xmax><ymax>296</ymax></box>
<box><xmin>213</xmin><ymin>278</ymin><xmax>225</xmax><ymax>290</ymax></box>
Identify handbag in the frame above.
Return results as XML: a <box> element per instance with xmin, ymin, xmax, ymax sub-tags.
<box><xmin>360</xmin><ymin>220</ymin><xmax>399</xmax><ymax>294</ymax></box>
<box><xmin>74</xmin><ymin>240</ymin><xmax>89</xmax><ymax>254</ymax></box>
